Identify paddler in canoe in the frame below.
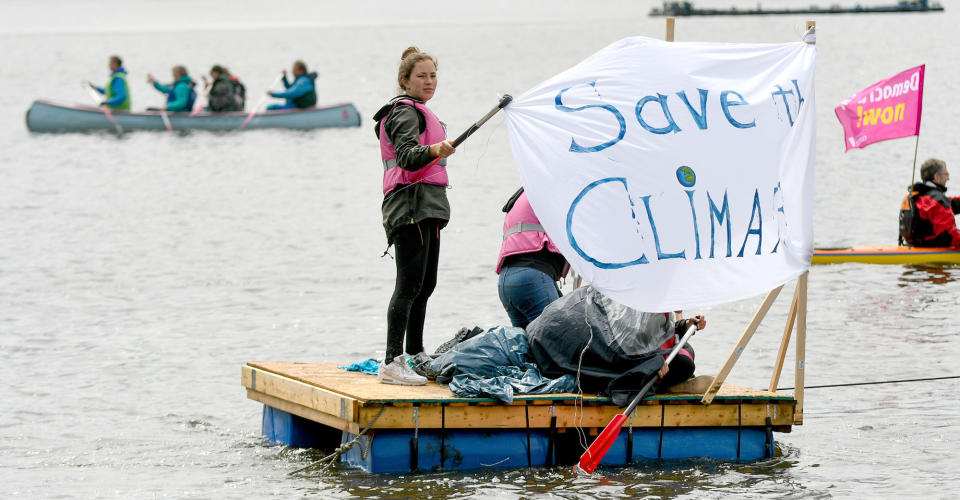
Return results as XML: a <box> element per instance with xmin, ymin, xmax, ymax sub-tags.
<box><xmin>900</xmin><ymin>158</ymin><xmax>960</xmax><ymax>249</ymax></box>
<box><xmin>146</xmin><ymin>65</ymin><xmax>197</xmax><ymax>112</ymax></box>
<box><xmin>201</xmin><ymin>65</ymin><xmax>244</xmax><ymax>112</ymax></box>
<box><xmin>266</xmin><ymin>60</ymin><xmax>317</xmax><ymax>110</ymax></box>
<box><xmin>87</xmin><ymin>55</ymin><xmax>130</xmax><ymax>111</ymax></box>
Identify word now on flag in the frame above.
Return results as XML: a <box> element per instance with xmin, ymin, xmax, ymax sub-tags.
<box><xmin>504</xmin><ymin>36</ymin><xmax>816</xmax><ymax>312</ymax></box>
<box><xmin>835</xmin><ymin>65</ymin><xmax>924</xmax><ymax>151</ymax></box>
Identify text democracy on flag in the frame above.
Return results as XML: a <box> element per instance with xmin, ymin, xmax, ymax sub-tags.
<box><xmin>835</xmin><ymin>65</ymin><xmax>924</xmax><ymax>151</ymax></box>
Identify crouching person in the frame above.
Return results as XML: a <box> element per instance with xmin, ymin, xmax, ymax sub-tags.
<box><xmin>496</xmin><ymin>187</ymin><xmax>567</xmax><ymax>328</ymax></box>
<box><xmin>525</xmin><ymin>287</ymin><xmax>707</xmax><ymax>406</ymax></box>
<box><xmin>655</xmin><ymin>313</ymin><xmax>705</xmax><ymax>390</ymax></box>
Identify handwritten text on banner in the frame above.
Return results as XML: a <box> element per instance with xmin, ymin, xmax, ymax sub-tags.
<box><xmin>504</xmin><ymin>36</ymin><xmax>817</xmax><ymax>311</ymax></box>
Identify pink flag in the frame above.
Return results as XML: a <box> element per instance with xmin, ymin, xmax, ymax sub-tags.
<box><xmin>834</xmin><ymin>65</ymin><xmax>924</xmax><ymax>151</ymax></box>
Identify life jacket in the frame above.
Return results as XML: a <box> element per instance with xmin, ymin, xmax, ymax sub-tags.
<box><xmin>496</xmin><ymin>191</ymin><xmax>562</xmax><ymax>274</ymax></box>
<box><xmin>291</xmin><ymin>73</ymin><xmax>317</xmax><ymax>108</ymax></box>
<box><xmin>165</xmin><ymin>76</ymin><xmax>196</xmax><ymax>111</ymax></box>
<box><xmin>185</xmin><ymin>80</ymin><xmax>197</xmax><ymax>111</ymax></box>
<box><xmin>901</xmin><ymin>182</ymin><xmax>950</xmax><ymax>246</ymax></box>
<box><xmin>106</xmin><ymin>70</ymin><xmax>131</xmax><ymax>111</ymax></box>
<box><xmin>378</xmin><ymin>99</ymin><xmax>448</xmax><ymax>196</ymax></box>
<box><xmin>659</xmin><ymin>324</ymin><xmax>693</xmax><ymax>362</ymax></box>
<box><xmin>899</xmin><ymin>189</ymin><xmax>920</xmax><ymax>246</ymax></box>
<box><xmin>229</xmin><ymin>76</ymin><xmax>246</xmax><ymax>109</ymax></box>
<box><xmin>208</xmin><ymin>75</ymin><xmax>237</xmax><ymax>112</ymax></box>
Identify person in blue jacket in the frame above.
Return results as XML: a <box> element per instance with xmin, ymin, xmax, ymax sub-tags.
<box><xmin>88</xmin><ymin>55</ymin><xmax>130</xmax><ymax>110</ymax></box>
<box><xmin>266</xmin><ymin>60</ymin><xmax>317</xmax><ymax>110</ymax></box>
<box><xmin>146</xmin><ymin>65</ymin><xmax>196</xmax><ymax>112</ymax></box>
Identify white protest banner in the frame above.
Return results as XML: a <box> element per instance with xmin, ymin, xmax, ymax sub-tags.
<box><xmin>504</xmin><ymin>36</ymin><xmax>816</xmax><ymax>311</ymax></box>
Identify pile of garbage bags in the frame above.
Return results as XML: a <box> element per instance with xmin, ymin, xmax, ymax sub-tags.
<box><xmin>410</xmin><ymin>287</ymin><xmax>682</xmax><ymax>407</ymax></box>
<box><xmin>417</xmin><ymin>326</ymin><xmax>577</xmax><ymax>404</ymax></box>
<box><xmin>525</xmin><ymin>287</ymin><xmax>673</xmax><ymax>406</ymax></box>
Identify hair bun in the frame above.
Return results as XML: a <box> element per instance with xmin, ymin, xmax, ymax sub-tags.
<box><xmin>401</xmin><ymin>46</ymin><xmax>420</xmax><ymax>61</ymax></box>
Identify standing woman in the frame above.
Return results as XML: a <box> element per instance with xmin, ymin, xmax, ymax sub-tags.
<box><xmin>372</xmin><ymin>47</ymin><xmax>455</xmax><ymax>385</ymax></box>
<box><xmin>496</xmin><ymin>187</ymin><xmax>568</xmax><ymax>328</ymax></box>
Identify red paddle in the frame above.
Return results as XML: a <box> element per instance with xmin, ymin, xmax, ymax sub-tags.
<box><xmin>575</xmin><ymin>324</ymin><xmax>698</xmax><ymax>475</ymax></box>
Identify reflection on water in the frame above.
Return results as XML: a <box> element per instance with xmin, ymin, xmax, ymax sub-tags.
<box><xmin>282</xmin><ymin>445</ymin><xmax>805</xmax><ymax>498</ymax></box>
<box><xmin>898</xmin><ymin>263</ymin><xmax>959</xmax><ymax>286</ymax></box>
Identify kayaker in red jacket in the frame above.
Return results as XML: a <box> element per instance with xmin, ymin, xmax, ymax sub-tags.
<box><xmin>900</xmin><ymin>158</ymin><xmax>960</xmax><ymax>248</ymax></box>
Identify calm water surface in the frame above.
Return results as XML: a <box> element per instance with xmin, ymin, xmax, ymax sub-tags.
<box><xmin>2</xmin><ymin>1</ymin><xmax>958</xmax><ymax>497</ymax></box>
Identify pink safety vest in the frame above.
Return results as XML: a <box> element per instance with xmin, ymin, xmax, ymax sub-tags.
<box><xmin>379</xmin><ymin>99</ymin><xmax>449</xmax><ymax>195</ymax></box>
<box><xmin>496</xmin><ymin>192</ymin><xmax>564</xmax><ymax>274</ymax></box>
<box><xmin>660</xmin><ymin>324</ymin><xmax>693</xmax><ymax>362</ymax></box>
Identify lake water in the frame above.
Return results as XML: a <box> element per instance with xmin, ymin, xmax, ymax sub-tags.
<box><xmin>2</xmin><ymin>0</ymin><xmax>958</xmax><ymax>497</ymax></box>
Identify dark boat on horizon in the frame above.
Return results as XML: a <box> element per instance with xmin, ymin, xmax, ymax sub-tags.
<box><xmin>650</xmin><ymin>0</ymin><xmax>944</xmax><ymax>16</ymax></box>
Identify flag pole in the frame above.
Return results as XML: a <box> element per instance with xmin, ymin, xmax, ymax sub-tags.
<box><xmin>909</xmin><ymin>133</ymin><xmax>920</xmax><ymax>188</ymax></box>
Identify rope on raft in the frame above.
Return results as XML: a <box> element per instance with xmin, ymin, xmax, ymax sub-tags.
<box><xmin>288</xmin><ymin>406</ymin><xmax>387</xmax><ymax>475</ymax></box>
<box><xmin>778</xmin><ymin>374</ymin><xmax>960</xmax><ymax>391</ymax></box>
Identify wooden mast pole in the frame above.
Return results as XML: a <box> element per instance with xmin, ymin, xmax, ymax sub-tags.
<box><xmin>794</xmin><ymin>272</ymin><xmax>808</xmax><ymax>424</ymax></box>
<box><xmin>701</xmin><ymin>20</ymin><xmax>815</xmax><ymax>416</ymax></box>
<box><xmin>791</xmin><ymin>20</ymin><xmax>814</xmax><ymax>425</ymax></box>
<box><xmin>666</xmin><ymin>17</ymin><xmax>681</xmax><ymax>322</ymax></box>
<box><xmin>768</xmin><ymin>287</ymin><xmax>799</xmax><ymax>392</ymax></box>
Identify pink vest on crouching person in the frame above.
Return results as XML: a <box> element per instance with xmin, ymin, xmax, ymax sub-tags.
<box><xmin>660</xmin><ymin>313</ymin><xmax>693</xmax><ymax>361</ymax></box>
<box><xmin>495</xmin><ymin>192</ymin><xmax>564</xmax><ymax>274</ymax></box>
<box><xmin>379</xmin><ymin>99</ymin><xmax>448</xmax><ymax>196</ymax></box>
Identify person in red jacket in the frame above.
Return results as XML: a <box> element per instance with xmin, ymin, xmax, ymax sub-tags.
<box><xmin>900</xmin><ymin>158</ymin><xmax>960</xmax><ymax>248</ymax></box>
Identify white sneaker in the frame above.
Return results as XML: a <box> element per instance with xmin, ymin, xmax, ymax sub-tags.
<box><xmin>377</xmin><ymin>356</ymin><xmax>428</xmax><ymax>386</ymax></box>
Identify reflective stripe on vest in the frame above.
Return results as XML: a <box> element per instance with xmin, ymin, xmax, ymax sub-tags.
<box><xmin>502</xmin><ymin>222</ymin><xmax>546</xmax><ymax>241</ymax></box>
<box><xmin>496</xmin><ymin>192</ymin><xmax>563</xmax><ymax>274</ymax></box>
<box><xmin>379</xmin><ymin>98</ymin><xmax>449</xmax><ymax>195</ymax></box>
<box><xmin>383</xmin><ymin>157</ymin><xmax>447</xmax><ymax>171</ymax></box>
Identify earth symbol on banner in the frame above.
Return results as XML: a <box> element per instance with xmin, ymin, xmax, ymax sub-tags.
<box><xmin>676</xmin><ymin>166</ymin><xmax>696</xmax><ymax>187</ymax></box>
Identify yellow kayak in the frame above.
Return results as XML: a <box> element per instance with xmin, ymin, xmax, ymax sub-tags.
<box><xmin>812</xmin><ymin>245</ymin><xmax>960</xmax><ymax>265</ymax></box>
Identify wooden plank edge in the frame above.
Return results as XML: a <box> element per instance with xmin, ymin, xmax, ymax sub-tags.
<box><xmin>355</xmin><ymin>392</ymin><xmax>795</xmax><ymax>406</ymax></box>
<box><xmin>355</xmin><ymin>401</ymin><xmax>794</xmax><ymax>430</ymax></box>
<box><xmin>246</xmin><ymin>389</ymin><xmax>360</xmax><ymax>434</ymax></box>
<box><xmin>242</xmin><ymin>364</ymin><xmax>791</xmax><ymax>406</ymax></box>
<box><xmin>242</xmin><ymin>365</ymin><xmax>359</xmax><ymax>421</ymax></box>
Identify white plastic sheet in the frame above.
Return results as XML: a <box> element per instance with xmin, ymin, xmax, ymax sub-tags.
<box><xmin>504</xmin><ymin>36</ymin><xmax>816</xmax><ymax>311</ymax></box>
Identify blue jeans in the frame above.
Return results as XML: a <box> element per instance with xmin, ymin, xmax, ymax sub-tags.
<box><xmin>498</xmin><ymin>266</ymin><xmax>560</xmax><ymax>329</ymax></box>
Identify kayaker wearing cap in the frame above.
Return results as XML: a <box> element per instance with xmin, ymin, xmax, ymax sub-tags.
<box><xmin>900</xmin><ymin>158</ymin><xmax>960</xmax><ymax>248</ymax></box>
<box><xmin>496</xmin><ymin>187</ymin><xmax>568</xmax><ymax>329</ymax></box>
<box><xmin>371</xmin><ymin>46</ymin><xmax>455</xmax><ymax>385</ymax></box>
<box><xmin>266</xmin><ymin>60</ymin><xmax>317</xmax><ymax>110</ymax></box>
<box><xmin>88</xmin><ymin>55</ymin><xmax>130</xmax><ymax>111</ymax></box>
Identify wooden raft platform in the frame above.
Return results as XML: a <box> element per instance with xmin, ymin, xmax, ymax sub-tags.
<box><xmin>243</xmin><ymin>361</ymin><xmax>795</xmax><ymax>433</ymax></box>
<box><xmin>243</xmin><ymin>361</ymin><xmax>796</xmax><ymax>472</ymax></box>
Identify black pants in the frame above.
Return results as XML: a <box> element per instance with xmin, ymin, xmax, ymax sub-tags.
<box><xmin>386</xmin><ymin>219</ymin><xmax>441</xmax><ymax>363</ymax></box>
<box><xmin>914</xmin><ymin>231</ymin><xmax>954</xmax><ymax>248</ymax></box>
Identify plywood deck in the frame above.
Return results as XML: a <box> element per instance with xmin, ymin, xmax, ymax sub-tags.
<box><xmin>242</xmin><ymin>362</ymin><xmax>796</xmax><ymax>435</ymax></box>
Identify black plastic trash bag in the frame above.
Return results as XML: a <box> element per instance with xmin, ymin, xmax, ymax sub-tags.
<box><xmin>426</xmin><ymin>326</ymin><xmax>576</xmax><ymax>403</ymax></box>
<box><xmin>525</xmin><ymin>286</ymin><xmax>674</xmax><ymax>407</ymax></box>
<box><xmin>449</xmin><ymin>364</ymin><xmax>577</xmax><ymax>404</ymax></box>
